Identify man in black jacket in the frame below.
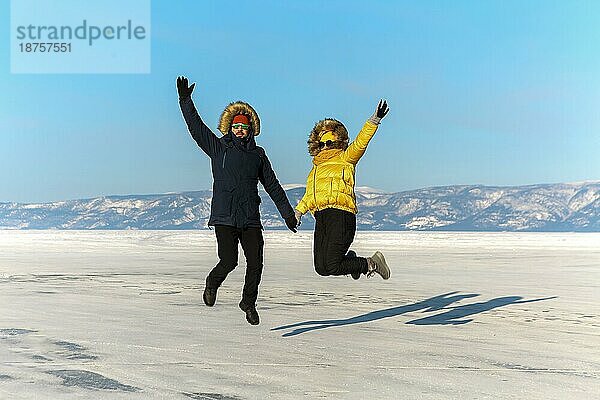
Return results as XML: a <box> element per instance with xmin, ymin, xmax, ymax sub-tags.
<box><xmin>177</xmin><ymin>76</ymin><xmax>298</xmax><ymax>325</ymax></box>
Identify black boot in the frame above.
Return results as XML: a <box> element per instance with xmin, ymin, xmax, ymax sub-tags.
<box><xmin>367</xmin><ymin>251</ymin><xmax>391</xmax><ymax>280</ymax></box>
<box><xmin>347</xmin><ymin>250</ymin><xmax>361</xmax><ymax>280</ymax></box>
<box><xmin>239</xmin><ymin>301</ymin><xmax>260</xmax><ymax>325</ymax></box>
<box><xmin>203</xmin><ymin>283</ymin><xmax>218</xmax><ymax>307</ymax></box>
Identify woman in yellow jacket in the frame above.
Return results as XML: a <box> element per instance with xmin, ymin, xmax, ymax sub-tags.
<box><xmin>295</xmin><ymin>100</ymin><xmax>391</xmax><ymax>280</ymax></box>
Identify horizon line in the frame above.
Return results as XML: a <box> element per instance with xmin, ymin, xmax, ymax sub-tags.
<box><xmin>2</xmin><ymin>180</ymin><xmax>600</xmax><ymax>205</ymax></box>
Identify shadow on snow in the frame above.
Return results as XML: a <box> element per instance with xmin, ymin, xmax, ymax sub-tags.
<box><xmin>271</xmin><ymin>291</ymin><xmax>557</xmax><ymax>337</ymax></box>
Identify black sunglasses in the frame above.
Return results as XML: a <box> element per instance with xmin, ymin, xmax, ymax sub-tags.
<box><xmin>318</xmin><ymin>140</ymin><xmax>337</xmax><ymax>149</ymax></box>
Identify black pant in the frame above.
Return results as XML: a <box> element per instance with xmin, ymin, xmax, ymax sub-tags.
<box><xmin>206</xmin><ymin>225</ymin><xmax>264</xmax><ymax>307</ymax></box>
<box><xmin>313</xmin><ymin>208</ymin><xmax>368</xmax><ymax>277</ymax></box>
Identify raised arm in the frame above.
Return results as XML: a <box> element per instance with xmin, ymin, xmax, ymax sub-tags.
<box><xmin>342</xmin><ymin>100</ymin><xmax>389</xmax><ymax>165</ymax></box>
<box><xmin>177</xmin><ymin>76</ymin><xmax>221</xmax><ymax>157</ymax></box>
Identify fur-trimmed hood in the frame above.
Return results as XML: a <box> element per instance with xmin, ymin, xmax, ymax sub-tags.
<box><xmin>307</xmin><ymin>118</ymin><xmax>349</xmax><ymax>156</ymax></box>
<box><xmin>218</xmin><ymin>101</ymin><xmax>261</xmax><ymax>136</ymax></box>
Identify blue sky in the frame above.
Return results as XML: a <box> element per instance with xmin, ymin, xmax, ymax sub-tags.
<box><xmin>1</xmin><ymin>0</ymin><xmax>599</xmax><ymax>203</ymax></box>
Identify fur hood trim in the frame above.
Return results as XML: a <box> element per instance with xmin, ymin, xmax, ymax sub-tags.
<box><xmin>307</xmin><ymin>118</ymin><xmax>349</xmax><ymax>156</ymax></box>
<box><xmin>218</xmin><ymin>101</ymin><xmax>261</xmax><ymax>136</ymax></box>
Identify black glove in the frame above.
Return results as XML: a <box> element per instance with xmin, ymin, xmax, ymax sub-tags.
<box><xmin>376</xmin><ymin>99</ymin><xmax>389</xmax><ymax>119</ymax></box>
<box><xmin>284</xmin><ymin>215</ymin><xmax>298</xmax><ymax>233</ymax></box>
<box><xmin>176</xmin><ymin>76</ymin><xmax>195</xmax><ymax>100</ymax></box>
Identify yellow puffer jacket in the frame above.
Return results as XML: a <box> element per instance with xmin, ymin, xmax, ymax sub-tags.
<box><xmin>296</xmin><ymin>120</ymin><xmax>378</xmax><ymax>215</ymax></box>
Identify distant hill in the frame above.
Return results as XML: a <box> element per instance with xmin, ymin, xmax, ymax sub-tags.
<box><xmin>1</xmin><ymin>182</ymin><xmax>599</xmax><ymax>231</ymax></box>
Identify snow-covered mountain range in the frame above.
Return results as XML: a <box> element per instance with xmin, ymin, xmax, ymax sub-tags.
<box><xmin>1</xmin><ymin>182</ymin><xmax>599</xmax><ymax>231</ymax></box>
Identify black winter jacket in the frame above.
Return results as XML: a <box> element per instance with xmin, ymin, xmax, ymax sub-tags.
<box><xmin>179</xmin><ymin>97</ymin><xmax>294</xmax><ymax>229</ymax></box>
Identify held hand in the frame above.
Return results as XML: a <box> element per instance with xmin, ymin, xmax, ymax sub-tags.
<box><xmin>294</xmin><ymin>209</ymin><xmax>303</xmax><ymax>227</ymax></box>
<box><xmin>176</xmin><ymin>76</ymin><xmax>196</xmax><ymax>100</ymax></box>
<box><xmin>285</xmin><ymin>215</ymin><xmax>298</xmax><ymax>233</ymax></box>
<box><xmin>376</xmin><ymin>99</ymin><xmax>389</xmax><ymax>119</ymax></box>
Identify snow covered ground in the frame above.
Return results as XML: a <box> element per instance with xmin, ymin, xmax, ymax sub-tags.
<box><xmin>0</xmin><ymin>230</ymin><xmax>599</xmax><ymax>399</ymax></box>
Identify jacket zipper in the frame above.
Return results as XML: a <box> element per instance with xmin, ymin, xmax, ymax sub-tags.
<box><xmin>222</xmin><ymin>150</ymin><xmax>227</xmax><ymax>169</ymax></box>
<box><xmin>313</xmin><ymin>165</ymin><xmax>318</xmax><ymax>211</ymax></box>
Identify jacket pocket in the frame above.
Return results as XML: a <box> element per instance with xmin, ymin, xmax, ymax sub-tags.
<box><xmin>328</xmin><ymin>178</ymin><xmax>336</xmax><ymax>204</ymax></box>
<box><xmin>212</xmin><ymin>184</ymin><xmax>235</xmax><ymax>217</ymax></box>
<box><xmin>340</xmin><ymin>167</ymin><xmax>354</xmax><ymax>193</ymax></box>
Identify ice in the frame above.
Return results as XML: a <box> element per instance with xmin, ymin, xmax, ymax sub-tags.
<box><xmin>0</xmin><ymin>230</ymin><xmax>599</xmax><ymax>399</ymax></box>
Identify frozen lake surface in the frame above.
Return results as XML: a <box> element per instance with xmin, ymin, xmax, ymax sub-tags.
<box><xmin>1</xmin><ymin>230</ymin><xmax>599</xmax><ymax>399</ymax></box>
